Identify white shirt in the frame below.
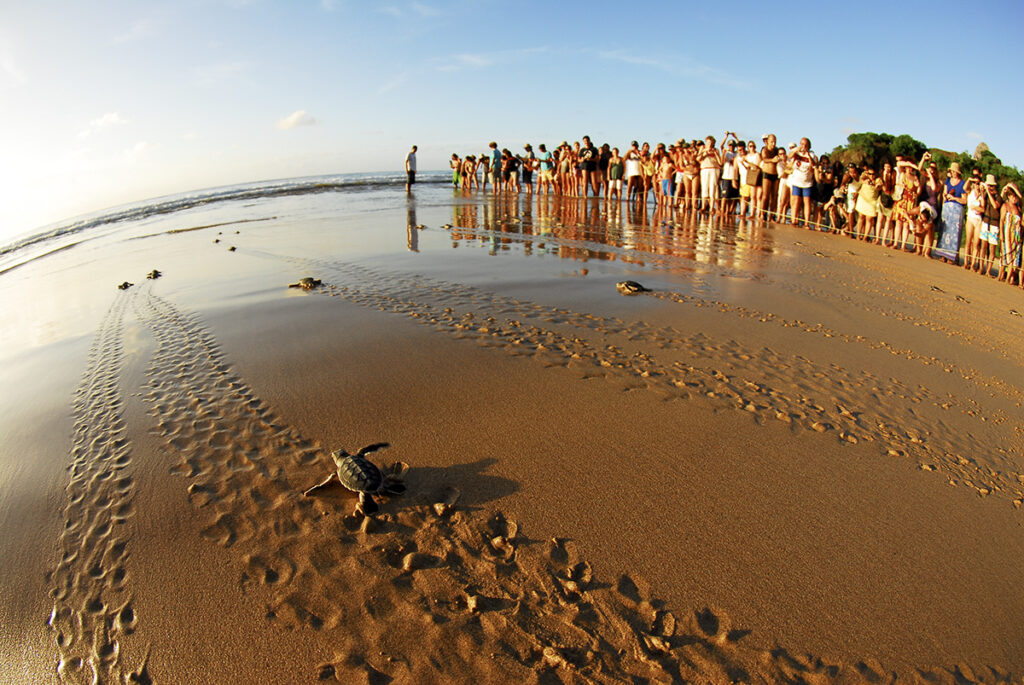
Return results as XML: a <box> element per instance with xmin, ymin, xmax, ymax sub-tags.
<box><xmin>405</xmin><ymin>151</ymin><xmax>417</xmax><ymax>172</ymax></box>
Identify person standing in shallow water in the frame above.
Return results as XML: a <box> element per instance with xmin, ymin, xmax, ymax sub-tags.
<box><xmin>405</xmin><ymin>145</ymin><xmax>417</xmax><ymax>192</ymax></box>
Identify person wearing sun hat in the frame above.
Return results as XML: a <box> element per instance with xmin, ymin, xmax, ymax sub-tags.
<box><xmin>934</xmin><ymin>161</ymin><xmax>967</xmax><ymax>263</ymax></box>
<box><xmin>976</xmin><ymin>174</ymin><xmax>1002</xmax><ymax>275</ymax></box>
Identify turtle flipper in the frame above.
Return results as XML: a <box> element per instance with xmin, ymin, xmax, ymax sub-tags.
<box><xmin>303</xmin><ymin>473</ymin><xmax>338</xmax><ymax>497</ymax></box>
<box><xmin>357</xmin><ymin>492</ymin><xmax>379</xmax><ymax>516</ymax></box>
<box><xmin>382</xmin><ymin>481</ymin><xmax>406</xmax><ymax>495</ymax></box>
<box><xmin>356</xmin><ymin>442</ymin><xmax>390</xmax><ymax>457</ymax></box>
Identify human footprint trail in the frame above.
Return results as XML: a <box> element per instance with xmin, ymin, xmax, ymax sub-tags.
<box><xmin>47</xmin><ymin>292</ymin><xmax>147</xmax><ymax>684</ymax></box>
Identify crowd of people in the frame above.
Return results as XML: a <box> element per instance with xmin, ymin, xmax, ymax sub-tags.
<box><xmin>416</xmin><ymin>134</ymin><xmax>1023</xmax><ymax>289</ymax></box>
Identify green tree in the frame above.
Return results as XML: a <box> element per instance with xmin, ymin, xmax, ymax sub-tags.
<box><xmin>890</xmin><ymin>134</ymin><xmax>927</xmax><ymax>161</ymax></box>
<box><xmin>831</xmin><ymin>131</ymin><xmax>1023</xmax><ymax>189</ymax></box>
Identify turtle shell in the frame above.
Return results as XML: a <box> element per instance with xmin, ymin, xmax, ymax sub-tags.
<box><xmin>333</xmin><ymin>450</ymin><xmax>384</xmax><ymax>493</ymax></box>
<box><xmin>616</xmin><ymin>280</ymin><xmax>648</xmax><ymax>295</ymax></box>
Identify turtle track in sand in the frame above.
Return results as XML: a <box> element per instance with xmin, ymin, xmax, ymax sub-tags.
<box><xmin>133</xmin><ymin>288</ymin><xmax>326</xmax><ymax>627</ymax></box>
<box><xmin>126</xmin><ymin>287</ymin><xmax>1017</xmax><ymax>682</ymax></box>
<box><xmin>278</xmin><ymin>255</ymin><xmax>1024</xmax><ymax>508</ymax></box>
<box><xmin>46</xmin><ymin>292</ymin><xmax>146</xmax><ymax>684</ymax></box>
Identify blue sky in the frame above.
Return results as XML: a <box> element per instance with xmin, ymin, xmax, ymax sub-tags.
<box><xmin>2</xmin><ymin>0</ymin><xmax>1022</xmax><ymax>243</ymax></box>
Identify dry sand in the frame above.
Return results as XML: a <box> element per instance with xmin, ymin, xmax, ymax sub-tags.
<box><xmin>2</xmin><ymin>193</ymin><xmax>1023</xmax><ymax>683</ymax></box>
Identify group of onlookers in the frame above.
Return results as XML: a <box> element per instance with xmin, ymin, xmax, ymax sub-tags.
<box><xmin>442</xmin><ymin>134</ymin><xmax>1023</xmax><ymax>288</ymax></box>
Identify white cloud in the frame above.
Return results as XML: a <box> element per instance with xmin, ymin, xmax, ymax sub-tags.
<box><xmin>598</xmin><ymin>49</ymin><xmax>749</xmax><ymax>90</ymax></box>
<box><xmin>123</xmin><ymin>141</ymin><xmax>155</xmax><ymax>160</ymax></box>
<box><xmin>410</xmin><ymin>2</ymin><xmax>439</xmax><ymax>16</ymax></box>
<box><xmin>435</xmin><ymin>53</ymin><xmax>493</xmax><ymax>72</ymax></box>
<box><xmin>434</xmin><ymin>47</ymin><xmax>547</xmax><ymax>72</ymax></box>
<box><xmin>966</xmin><ymin>131</ymin><xmax>983</xmax><ymax>140</ymax></box>
<box><xmin>380</xmin><ymin>2</ymin><xmax>440</xmax><ymax>19</ymax></box>
<box><xmin>376</xmin><ymin>72</ymin><xmax>408</xmax><ymax>95</ymax></box>
<box><xmin>79</xmin><ymin>112</ymin><xmax>129</xmax><ymax>139</ymax></box>
<box><xmin>277</xmin><ymin>110</ymin><xmax>317</xmax><ymax>129</ymax></box>
<box><xmin>113</xmin><ymin>19</ymin><xmax>156</xmax><ymax>44</ymax></box>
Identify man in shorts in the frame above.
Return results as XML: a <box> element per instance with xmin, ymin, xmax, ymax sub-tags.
<box><xmin>579</xmin><ymin>135</ymin><xmax>599</xmax><ymax>198</ymax></box>
<box><xmin>520</xmin><ymin>144</ymin><xmax>536</xmax><ymax>194</ymax></box>
<box><xmin>405</xmin><ymin>145</ymin><xmax>417</xmax><ymax>192</ymax></box>
<box><xmin>537</xmin><ymin>144</ymin><xmax>555</xmax><ymax>195</ymax></box>
<box><xmin>719</xmin><ymin>133</ymin><xmax>739</xmax><ymax>215</ymax></box>
<box><xmin>489</xmin><ymin>142</ymin><xmax>502</xmax><ymax>192</ymax></box>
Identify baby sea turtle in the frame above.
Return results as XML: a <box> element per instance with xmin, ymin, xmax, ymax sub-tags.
<box><xmin>117</xmin><ymin>281</ymin><xmax>133</xmax><ymax>290</ymax></box>
<box><xmin>147</xmin><ymin>269</ymin><xmax>162</xmax><ymax>280</ymax></box>
<box><xmin>228</xmin><ymin>246</ymin><xmax>236</xmax><ymax>252</ymax></box>
<box><xmin>303</xmin><ymin>443</ymin><xmax>407</xmax><ymax>516</ymax></box>
<box><xmin>288</xmin><ymin>277</ymin><xmax>322</xmax><ymax>290</ymax></box>
<box><xmin>616</xmin><ymin>280</ymin><xmax>649</xmax><ymax>296</ymax></box>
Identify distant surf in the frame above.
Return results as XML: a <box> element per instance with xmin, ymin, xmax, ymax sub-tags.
<box><xmin>0</xmin><ymin>171</ymin><xmax>450</xmax><ymax>275</ymax></box>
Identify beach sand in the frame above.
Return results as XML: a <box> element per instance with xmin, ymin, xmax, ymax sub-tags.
<box><xmin>2</xmin><ymin>190</ymin><xmax>1023</xmax><ymax>683</ymax></box>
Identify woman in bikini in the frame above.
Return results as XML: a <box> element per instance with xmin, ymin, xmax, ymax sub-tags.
<box><xmin>461</xmin><ymin>155</ymin><xmax>476</xmax><ymax>191</ymax></box>
<box><xmin>682</xmin><ymin>145</ymin><xmax>700</xmax><ymax>212</ymax></box>
<box><xmin>963</xmin><ymin>179</ymin><xmax>984</xmax><ymax>270</ymax></box>
<box><xmin>777</xmin><ymin>149</ymin><xmax>791</xmax><ymax>223</ymax></box>
<box><xmin>760</xmin><ymin>134</ymin><xmax>782</xmax><ymax>221</ymax></box>
<box><xmin>606</xmin><ymin>147</ymin><xmax>625</xmax><ymax>202</ymax></box>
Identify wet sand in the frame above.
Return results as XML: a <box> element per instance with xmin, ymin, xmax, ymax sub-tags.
<box><xmin>1</xmin><ymin>192</ymin><xmax>1023</xmax><ymax>683</ymax></box>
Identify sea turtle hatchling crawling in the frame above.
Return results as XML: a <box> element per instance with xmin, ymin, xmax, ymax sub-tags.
<box><xmin>303</xmin><ymin>443</ymin><xmax>407</xmax><ymax>516</ymax></box>
<box><xmin>288</xmin><ymin>277</ymin><xmax>322</xmax><ymax>290</ymax></box>
<box><xmin>616</xmin><ymin>280</ymin><xmax>650</xmax><ymax>296</ymax></box>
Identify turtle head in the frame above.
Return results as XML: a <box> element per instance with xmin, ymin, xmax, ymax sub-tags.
<box><xmin>329</xmin><ymin>448</ymin><xmax>350</xmax><ymax>467</ymax></box>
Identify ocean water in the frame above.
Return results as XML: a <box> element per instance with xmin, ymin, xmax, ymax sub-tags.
<box><xmin>1</xmin><ymin>170</ymin><xmax>778</xmax><ymax>278</ymax></box>
<box><xmin>0</xmin><ymin>171</ymin><xmax>454</xmax><ymax>275</ymax></box>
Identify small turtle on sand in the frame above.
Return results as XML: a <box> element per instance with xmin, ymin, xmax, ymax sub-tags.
<box><xmin>288</xmin><ymin>277</ymin><xmax>322</xmax><ymax>290</ymax></box>
<box><xmin>616</xmin><ymin>280</ymin><xmax>649</xmax><ymax>296</ymax></box>
<box><xmin>228</xmin><ymin>246</ymin><xmax>236</xmax><ymax>252</ymax></box>
<box><xmin>147</xmin><ymin>269</ymin><xmax>162</xmax><ymax>280</ymax></box>
<box><xmin>303</xmin><ymin>443</ymin><xmax>407</xmax><ymax>516</ymax></box>
<box><xmin>117</xmin><ymin>281</ymin><xmax>134</xmax><ymax>290</ymax></box>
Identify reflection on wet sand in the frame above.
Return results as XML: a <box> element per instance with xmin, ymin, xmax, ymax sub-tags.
<box><xmin>447</xmin><ymin>192</ymin><xmax>775</xmax><ymax>270</ymax></box>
